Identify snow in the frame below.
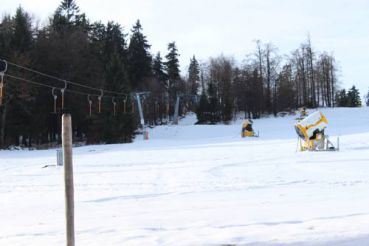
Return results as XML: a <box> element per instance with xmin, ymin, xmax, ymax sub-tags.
<box><xmin>1</xmin><ymin>107</ymin><xmax>369</xmax><ymax>245</ymax></box>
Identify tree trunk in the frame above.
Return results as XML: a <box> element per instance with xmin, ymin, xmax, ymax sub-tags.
<box><xmin>266</xmin><ymin>49</ymin><xmax>271</xmax><ymax>113</ymax></box>
<box><xmin>0</xmin><ymin>103</ymin><xmax>8</xmax><ymax>148</ymax></box>
<box><xmin>330</xmin><ymin>57</ymin><xmax>335</xmax><ymax>107</ymax></box>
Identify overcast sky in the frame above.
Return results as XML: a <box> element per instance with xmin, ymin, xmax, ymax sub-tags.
<box><xmin>2</xmin><ymin>0</ymin><xmax>369</xmax><ymax>95</ymax></box>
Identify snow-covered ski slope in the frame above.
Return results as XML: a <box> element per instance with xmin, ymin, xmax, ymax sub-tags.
<box><xmin>1</xmin><ymin>107</ymin><xmax>369</xmax><ymax>246</ymax></box>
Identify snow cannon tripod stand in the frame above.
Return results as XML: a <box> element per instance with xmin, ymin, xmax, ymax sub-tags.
<box><xmin>295</xmin><ymin>111</ymin><xmax>339</xmax><ymax>152</ymax></box>
<box><xmin>296</xmin><ymin>132</ymin><xmax>339</xmax><ymax>152</ymax></box>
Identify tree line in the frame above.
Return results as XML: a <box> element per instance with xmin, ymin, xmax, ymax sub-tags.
<box><xmin>0</xmin><ymin>0</ymin><xmax>186</xmax><ymax>148</ymax></box>
<box><xmin>0</xmin><ymin>0</ymin><xmax>364</xmax><ymax>148</ymax></box>
<box><xmin>195</xmin><ymin>37</ymin><xmax>356</xmax><ymax>124</ymax></box>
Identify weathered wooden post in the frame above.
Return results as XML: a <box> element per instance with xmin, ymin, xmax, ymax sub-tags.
<box><xmin>62</xmin><ymin>114</ymin><xmax>75</xmax><ymax>246</ymax></box>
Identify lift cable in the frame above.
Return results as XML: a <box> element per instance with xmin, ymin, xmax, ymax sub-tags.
<box><xmin>4</xmin><ymin>73</ymin><xmax>128</xmax><ymax>99</ymax></box>
<box><xmin>5</xmin><ymin>60</ymin><xmax>128</xmax><ymax>96</ymax></box>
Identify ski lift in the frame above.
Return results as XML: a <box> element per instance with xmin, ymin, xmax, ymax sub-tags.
<box><xmin>60</xmin><ymin>80</ymin><xmax>67</xmax><ymax>110</ymax></box>
<box><xmin>87</xmin><ymin>94</ymin><xmax>92</xmax><ymax>117</ymax></box>
<box><xmin>172</xmin><ymin>94</ymin><xmax>199</xmax><ymax>124</ymax></box>
<box><xmin>52</xmin><ymin>87</ymin><xmax>58</xmax><ymax>113</ymax></box>
<box><xmin>98</xmin><ymin>89</ymin><xmax>103</xmax><ymax>113</ymax></box>
<box><xmin>134</xmin><ymin>92</ymin><xmax>151</xmax><ymax>140</ymax></box>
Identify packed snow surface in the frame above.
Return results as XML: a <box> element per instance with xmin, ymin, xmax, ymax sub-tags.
<box><xmin>1</xmin><ymin>107</ymin><xmax>369</xmax><ymax>245</ymax></box>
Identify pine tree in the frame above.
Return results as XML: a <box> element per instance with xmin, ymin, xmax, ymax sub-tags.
<box><xmin>103</xmin><ymin>22</ymin><xmax>129</xmax><ymax>92</ymax></box>
<box><xmin>52</xmin><ymin>0</ymin><xmax>87</xmax><ymax>33</ymax></box>
<box><xmin>153</xmin><ymin>52</ymin><xmax>167</xmax><ymax>84</ymax></box>
<box><xmin>165</xmin><ymin>42</ymin><xmax>180</xmax><ymax>81</ymax></box>
<box><xmin>188</xmin><ymin>55</ymin><xmax>200</xmax><ymax>95</ymax></box>
<box><xmin>58</xmin><ymin>0</ymin><xmax>80</xmax><ymax>21</ymax></box>
<box><xmin>12</xmin><ymin>7</ymin><xmax>33</xmax><ymax>52</ymax></box>
<box><xmin>196</xmin><ymin>92</ymin><xmax>209</xmax><ymax>124</ymax></box>
<box><xmin>0</xmin><ymin>15</ymin><xmax>13</xmax><ymax>59</ymax></box>
<box><xmin>0</xmin><ymin>15</ymin><xmax>13</xmax><ymax>147</ymax></box>
<box><xmin>0</xmin><ymin>3</ymin><xmax>137</xmax><ymax>147</ymax></box>
<box><xmin>165</xmin><ymin>42</ymin><xmax>180</xmax><ymax>99</ymax></box>
<box><xmin>0</xmin><ymin>7</ymin><xmax>36</xmax><ymax>148</ymax></box>
<box><xmin>207</xmin><ymin>81</ymin><xmax>219</xmax><ymax>123</ymax></box>
<box><xmin>146</xmin><ymin>52</ymin><xmax>167</xmax><ymax>124</ymax></box>
<box><xmin>347</xmin><ymin>85</ymin><xmax>361</xmax><ymax>107</ymax></box>
<box><xmin>100</xmin><ymin>22</ymin><xmax>133</xmax><ymax>143</ymax></box>
<box><xmin>335</xmin><ymin>89</ymin><xmax>348</xmax><ymax>107</ymax></box>
<box><xmin>127</xmin><ymin>20</ymin><xmax>152</xmax><ymax>90</ymax></box>
<box><xmin>86</xmin><ymin>21</ymin><xmax>135</xmax><ymax>143</ymax></box>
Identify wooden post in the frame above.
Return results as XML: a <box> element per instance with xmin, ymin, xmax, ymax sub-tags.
<box><xmin>62</xmin><ymin>114</ymin><xmax>75</xmax><ymax>246</ymax></box>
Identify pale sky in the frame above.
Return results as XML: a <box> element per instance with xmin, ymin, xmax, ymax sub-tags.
<box><xmin>2</xmin><ymin>0</ymin><xmax>369</xmax><ymax>96</ymax></box>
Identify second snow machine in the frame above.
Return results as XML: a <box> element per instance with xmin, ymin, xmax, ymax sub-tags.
<box><xmin>295</xmin><ymin>111</ymin><xmax>339</xmax><ymax>151</ymax></box>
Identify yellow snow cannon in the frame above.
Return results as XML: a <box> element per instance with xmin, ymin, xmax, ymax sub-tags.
<box><xmin>241</xmin><ymin>119</ymin><xmax>258</xmax><ymax>137</ymax></box>
<box><xmin>294</xmin><ymin>111</ymin><xmax>338</xmax><ymax>151</ymax></box>
<box><xmin>296</xmin><ymin>107</ymin><xmax>308</xmax><ymax>120</ymax></box>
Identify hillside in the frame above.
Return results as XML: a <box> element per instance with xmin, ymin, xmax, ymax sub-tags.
<box><xmin>1</xmin><ymin>107</ymin><xmax>369</xmax><ymax>245</ymax></box>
